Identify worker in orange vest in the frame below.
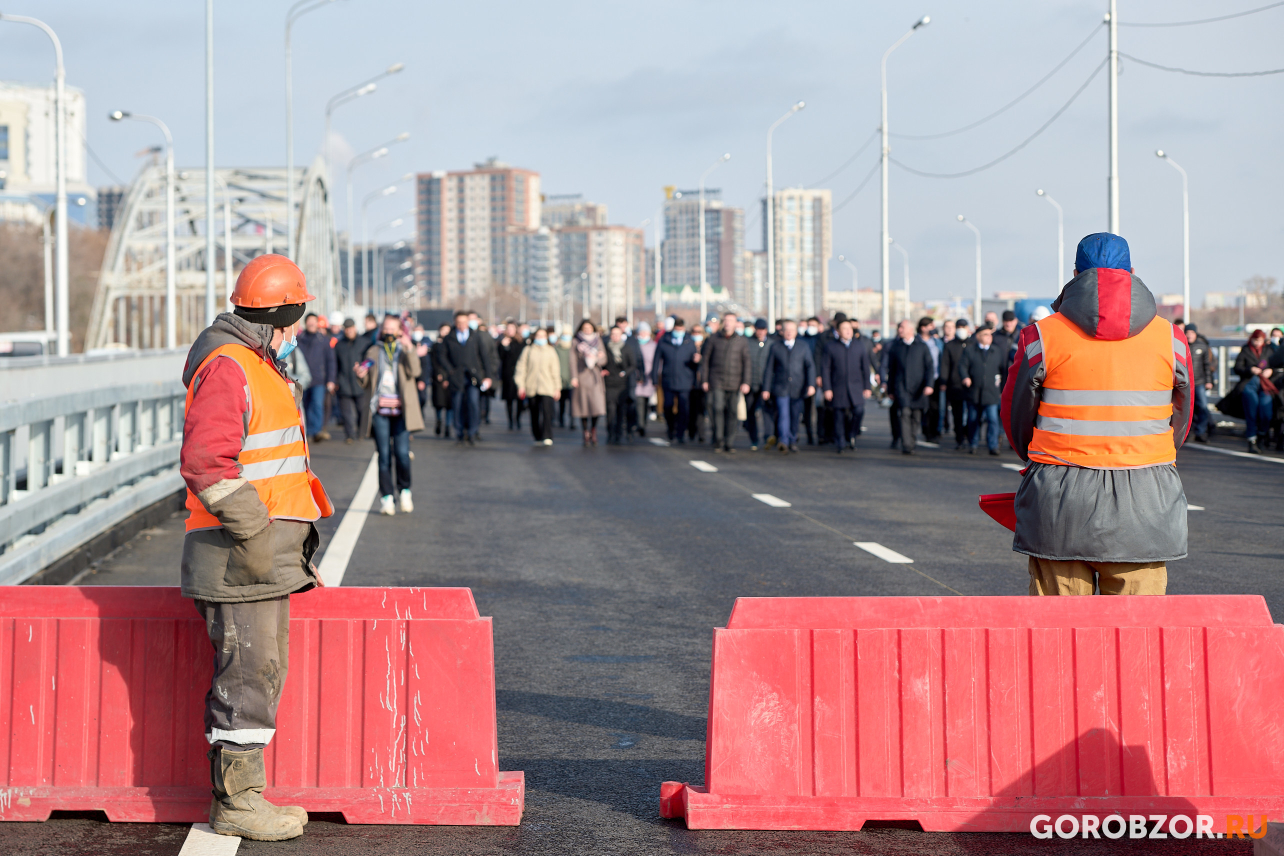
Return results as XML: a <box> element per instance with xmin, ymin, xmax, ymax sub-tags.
<box><xmin>1001</xmin><ymin>233</ymin><xmax>1193</xmax><ymax>595</ymax></box>
<box><xmin>179</xmin><ymin>254</ymin><xmax>333</xmax><ymax>840</ymax></box>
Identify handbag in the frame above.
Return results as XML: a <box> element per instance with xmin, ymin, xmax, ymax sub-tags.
<box><xmin>736</xmin><ymin>392</ymin><xmax>747</xmax><ymax>421</ymax></box>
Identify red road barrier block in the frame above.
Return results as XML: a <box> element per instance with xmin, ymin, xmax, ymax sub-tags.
<box><xmin>0</xmin><ymin>586</ymin><xmax>522</xmax><ymax>825</ymax></box>
<box><xmin>661</xmin><ymin>596</ymin><xmax>1284</xmax><ymax>831</ymax></box>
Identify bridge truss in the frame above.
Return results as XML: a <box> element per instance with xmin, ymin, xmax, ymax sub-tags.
<box><xmin>86</xmin><ymin>156</ymin><xmax>340</xmax><ymax>351</ymax></box>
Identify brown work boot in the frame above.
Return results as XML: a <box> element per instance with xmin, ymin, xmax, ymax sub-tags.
<box><xmin>208</xmin><ymin>747</ymin><xmax>305</xmax><ymax>840</ymax></box>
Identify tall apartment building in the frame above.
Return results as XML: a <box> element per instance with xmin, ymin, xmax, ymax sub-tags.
<box><xmin>761</xmin><ymin>187</ymin><xmax>832</xmax><ymax>320</ymax></box>
<box><xmin>661</xmin><ymin>189</ymin><xmax>743</xmax><ymax>304</ymax></box>
<box><xmin>540</xmin><ymin>194</ymin><xmax>607</xmax><ymax>228</ymax></box>
<box><xmin>742</xmin><ymin>250</ymin><xmax>768</xmax><ymax>314</ymax></box>
<box><xmin>415</xmin><ymin>157</ymin><xmax>541</xmax><ymax>306</ymax></box>
<box><xmin>556</xmin><ymin>224</ymin><xmax>645</xmax><ymax>322</ymax></box>
<box><xmin>505</xmin><ymin>226</ymin><xmax>560</xmax><ymax>308</ymax></box>
<box><xmin>0</xmin><ymin>81</ymin><xmax>95</xmax><ymax>225</ymax></box>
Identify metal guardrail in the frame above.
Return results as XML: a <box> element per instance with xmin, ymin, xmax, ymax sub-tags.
<box><xmin>0</xmin><ymin>380</ymin><xmax>186</xmax><ymax>584</ymax></box>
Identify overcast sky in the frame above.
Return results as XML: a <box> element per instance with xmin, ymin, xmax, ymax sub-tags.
<box><xmin>1</xmin><ymin>0</ymin><xmax>1279</xmax><ymax>306</ymax></box>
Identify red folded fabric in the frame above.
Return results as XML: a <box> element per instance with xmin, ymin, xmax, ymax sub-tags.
<box><xmin>979</xmin><ymin>493</ymin><xmax>1017</xmax><ymax>532</ymax></box>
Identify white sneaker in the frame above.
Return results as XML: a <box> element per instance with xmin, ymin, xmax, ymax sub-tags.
<box><xmin>380</xmin><ymin>495</ymin><xmax>396</xmax><ymax>516</ymax></box>
<box><xmin>399</xmin><ymin>489</ymin><xmax>413</xmax><ymax>513</ymax></box>
<box><xmin>543</xmin><ymin>438</ymin><xmax>553</xmax><ymax>446</ymax></box>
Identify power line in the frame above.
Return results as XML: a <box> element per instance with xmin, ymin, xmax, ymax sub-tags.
<box><xmin>892</xmin><ymin>22</ymin><xmax>1104</xmax><ymax>141</ymax></box>
<box><xmin>79</xmin><ymin>128</ymin><xmax>124</xmax><ymax>185</ymax></box>
<box><xmin>806</xmin><ymin>130</ymin><xmax>877</xmax><ymax>188</ymax></box>
<box><xmin>891</xmin><ymin>58</ymin><xmax>1107</xmax><ymax>180</ymax></box>
<box><xmin>1119</xmin><ymin>1</ymin><xmax>1284</xmax><ymax>27</ymax></box>
<box><xmin>1119</xmin><ymin>52</ymin><xmax>1284</xmax><ymax>77</ymax></box>
<box><xmin>832</xmin><ymin>161</ymin><xmax>880</xmax><ymax>213</ymax></box>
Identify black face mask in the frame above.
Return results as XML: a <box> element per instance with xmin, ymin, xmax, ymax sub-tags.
<box><xmin>382</xmin><ymin>333</ymin><xmax>398</xmax><ymax>343</ymax></box>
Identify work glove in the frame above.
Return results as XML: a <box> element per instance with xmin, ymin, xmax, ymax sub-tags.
<box><xmin>206</xmin><ymin>481</ymin><xmax>275</xmax><ymax>586</ymax></box>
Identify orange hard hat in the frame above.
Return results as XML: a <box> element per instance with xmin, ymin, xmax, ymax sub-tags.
<box><xmin>231</xmin><ymin>254</ymin><xmax>316</xmax><ymax>308</ymax></box>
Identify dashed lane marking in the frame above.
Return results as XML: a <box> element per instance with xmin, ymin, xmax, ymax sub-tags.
<box><xmin>1002</xmin><ymin>463</ymin><xmax>1024</xmax><ymax>472</ymax></box>
<box><xmin>316</xmin><ymin>453</ymin><xmax>379</xmax><ymax>587</ymax></box>
<box><xmin>752</xmin><ymin>493</ymin><xmax>792</xmax><ymax>507</ymax></box>
<box><xmin>689</xmin><ymin>460</ymin><xmax>718</xmax><ymax>472</ymax></box>
<box><xmin>178</xmin><ymin>823</ymin><xmax>240</xmax><ymax>855</ymax></box>
<box><xmin>855</xmin><ymin>542</ymin><xmax>915</xmax><ymax>564</ymax></box>
<box><xmin>1188</xmin><ymin>505</ymin><xmax>1205</xmax><ymax>511</ymax></box>
<box><xmin>649</xmin><ymin>437</ymin><xmax>670</xmax><ymax>446</ymax></box>
<box><xmin>1184</xmin><ymin>443</ymin><xmax>1284</xmax><ymax>464</ymax></box>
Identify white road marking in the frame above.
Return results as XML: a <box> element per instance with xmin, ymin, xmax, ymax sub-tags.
<box><xmin>316</xmin><ymin>453</ymin><xmax>379</xmax><ymax>587</ymax></box>
<box><xmin>179</xmin><ymin>823</ymin><xmax>240</xmax><ymax>855</ymax></box>
<box><xmin>1001</xmin><ymin>463</ymin><xmax>1024</xmax><ymax>472</ymax></box>
<box><xmin>689</xmin><ymin>460</ymin><xmax>718</xmax><ymax>472</ymax></box>
<box><xmin>854</xmin><ymin>542</ymin><xmax>914</xmax><ymax>564</ymax></box>
<box><xmin>1188</xmin><ymin>505</ymin><xmax>1205</xmax><ymax>511</ymax></box>
<box><xmin>1184</xmin><ymin>443</ymin><xmax>1284</xmax><ymax>464</ymax></box>
<box><xmin>649</xmin><ymin>437</ymin><xmax>670</xmax><ymax>447</ymax></box>
<box><xmin>752</xmin><ymin>493</ymin><xmax>792</xmax><ymax>507</ymax></box>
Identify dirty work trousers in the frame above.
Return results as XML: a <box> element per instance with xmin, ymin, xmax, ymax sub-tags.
<box><xmin>1027</xmin><ymin>557</ymin><xmax>1167</xmax><ymax>596</ymax></box>
<box><xmin>195</xmin><ymin>596</ymin><xmax>290</xmax><ymax>749</ymax></box>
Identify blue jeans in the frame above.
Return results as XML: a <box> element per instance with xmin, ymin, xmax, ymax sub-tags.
<box><xmin>302</xmin><ymin>384</ymin><xmax>327</xmax><ymax>437</ymax></box>
<box><xmin>966</xmin><ymin>401</ymin><xmax>1001</xmax><ymax>451</ymax></box>
<box><xmin>372</xmin><ymin>413</ymin><xmax>411</xmax><ymax>498</ymax></box>
<box><xmin>452</xmin><ymin>384</ymin><xmax>481</xmax><ymax>438</ymax></box>
<box><xmin>1192</xmin><ymin>384</ymin><xmax>1210</xmax><ymax>437</ymax></box>
<box><xmin>1243</xmin><ymin>377</ymin><xmax>1273</xmax><ymax>440</ymax></box>
<box><xmin>776</xmin><ymin>396</ymin><xmax>805</xmax><ymax>447</ymax></box>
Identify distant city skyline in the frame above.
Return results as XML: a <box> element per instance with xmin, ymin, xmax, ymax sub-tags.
<box><xmin>0</xmin><ymin>0</ymin><xmax>1278</xmax><ymax>310</ymax></box>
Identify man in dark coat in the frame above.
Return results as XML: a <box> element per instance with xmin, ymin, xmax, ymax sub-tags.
<box><xmin>296</xmin><ymin>312</ymin><xmax>337</xmax><ymax>441</ymax></box>
<box><xmin>651</xmin><ymin>318</ymin><xmax>699</xmax><ymax>444</ymax></box>
<box><xmin>439</xmin><ymin>310</ymin><xmax>493</xmax><ymax>444</ymax></box>
<box><xmin>603</xmin><ymin>326</ymin><xmax>637</xmax><ymax>443</ymax></box>
<box><xmin>497</xmin><ymin>321</ymin><xmax>526</xmax><ymax>430</ymax></box>
<box><xmin>883</xmin><ymin>319</ymin><xmax>936</xmax><ymax>455</ymax></box>
<box><xmin>939</xmin><ymin>318</ymin><xmax>970</xmax><ymax>449</ymax></box>
<box><xmin>700</xmin><ymin>311</ymin><xmax>752</xmax><ymax>452</ymax></box>
<box><xmin>820</xmin><ymin>317</ymin><xmax>873</xmax><ymax>453</ymax></box>
<box><xmin>332</xmin><ymin>318</ymin><xmax>366</xmax><ymax>443</ymax></box>
<box><xmin>1184</xmin><ymin>323</ymin><xmax>1214</xmax><ymax>443</ymax></box>
<box><xmin>761</xmin><ymin>319</ymin><xmax>816</xmax><ymax>454</ymax></box>
<box><xmin>615</xmin><ymin>316</ymin><xmax>644</xmax><ymax>436</ymax></box>
<box><xmin>745</xmin><ymin>319</ymin><xmax>774</xmax><ymax>449</ymax></box>
<box><xmin>959</xmin><ymin>326</ymin><xmax>1005</xmax><ymax>455</ymax></box>
<box><xmin>991</xmin><ymin>310</ymin><xmax>1023</xmax><ymax>386</ymax></box>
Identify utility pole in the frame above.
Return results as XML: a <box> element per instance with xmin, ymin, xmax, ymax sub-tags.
<box><xmin>1107</xmin><ymin>0</ymin><xmax>1119</xmax><ymax>233</ymax></box>
<box><xmin>206</xmin><ymin>0</ymin><xmax>216</xmax><ymax>326</ymax></box>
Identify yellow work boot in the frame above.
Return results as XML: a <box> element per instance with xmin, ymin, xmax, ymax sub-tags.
<box><xmin>208</xmin><ymin>747</ymin><xmax>306</xmax><ymax>840</ymax></box>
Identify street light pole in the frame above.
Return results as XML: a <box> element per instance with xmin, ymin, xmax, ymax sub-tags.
<box><xmin>654</xmin><ymin>204</ymin><xmax>664</xmax><ymax>320</ymax></box>
<box><xmin>1107</xmin><ymin>0</ymin><xmax>1119</xmax><ymax>233</ymax></box>
<box><xmin>285</xmin><ymin>0</ymin><xmax>338</xmax><ymax>260</ymax></box>
<box><xmin>699</xmin><ymin>153</ymin><xmax>731</xmax><ymax>324</ymax></box>
<box><xmin>766</xmin><ymin>101</ymin><xmax>804</xmax><ymax>328</ymax></box>
<box><xmin>212</xmin><ymin>172</ymin><xmax>234</xmax><ymax>309</ymax></box>
<box><xmin>1036</xmin><ymin>189</ymin><xmax>1064</xmax><ymax>289</ymax></box>
<box><xmin>206</xmin><ymin>0</ymin><xmax>215</xmax><ymax>326</ymax></box>
<box><xmin>957</xmin><ymin>215</ymin><xmax>982</xmax><ymax>326</ymax></box>
<box><xmin>325</xmin><ymin>63</ymin><xmax>403</xmax><ymax>171</ymax></box>
<box><xmin>0</xmin><ymin>13</ymin><xmax>69</xmax><ymax>355</ymax></box>
<box><xmin>1156</xmin><ymin>150</ymin><xmax>1190</xmax><ymax>320</ymax></box>
<box><xmin>111</xmin><ymin>111</ymin><xmax>175</xmax><ymax>349</ymax></box>
<box><xmin>881</xmin><ymin>15</ymin><xmax>930</xmax><ymax>340</ymax></box>
<box><xmin>891</xmin><ymin>240</ymin><xmax>910</xmax><ymax>308</ymax></box>
<box><xmin>346</xmin><ymin>133</ymin><xmax>409</xmax><ymax>306</ymax></box>
<box><xmin>362</xmin><ymin>184</ymin><xmax>397</xmax><ymax>311</ymax></box>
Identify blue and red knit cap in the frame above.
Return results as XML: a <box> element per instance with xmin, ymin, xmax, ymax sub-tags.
<box><xmin>1074</xmin><ymin>232</ymin><xmax>1131</xmax><ymax>273</ymax></box>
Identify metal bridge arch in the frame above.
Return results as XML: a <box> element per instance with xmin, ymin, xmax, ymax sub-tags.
<box><xmin>86</xmin><ymin>156</ymin><xmax>340</xmax><ymax>351</ymax></box>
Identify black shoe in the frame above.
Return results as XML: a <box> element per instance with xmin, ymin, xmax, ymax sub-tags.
<box><xmin>989</xmin><ymin>448</ymin><xmax>1000</xmax><ymax>456</ymax></box>
<box><xmin>1248</xmin><ymin>438</ymin><xmax>1260</xmax><ymax>454</ymax></box>
<box><xmin>779</xmin><ymin>443</ymin><xmax>789</xmax><ymax>454</ymax></box>
<box><xmin>1195</xmin><ymin>434</ymin><xmax>1209</xmax><ymax>444</ymax></box>
<box><xmin>836</xmin><ymin>446</ymin><xmax>843</xmax><ymax>455</ymax></box>
<box><xmin>902</xmin><ymin>448</ymin><xmax>915</xmax><ymax>455</ymax></box>
<box><xmin>456</xmin><ymin>438</ymin><xmax>466</xmax><ymax>446</ymax></box>
<box><xmin>724</xmin><ymin>447</ymin><xmax>736</xmax><ymax>455</ymax></box>
<box><xmin>968</xmin><ymin>445</ymin><xmax>976</xmax><ymax>455</ymax></box>
<box><xmin>474</xmin><ymin>433</ymin><xmax>483</xmax><ymax>442</ymax></box>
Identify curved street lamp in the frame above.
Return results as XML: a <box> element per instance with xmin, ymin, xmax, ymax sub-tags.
<box><xmin>324</xmin><ymin>62</ymin><xmax>404</xmax><ymax>171</ymax></box>
<box><xmin>1156</xmin><ymin>150</ymin><xmax>1190</xmax><ymax>319</ymax></box>
<box><xmin>1036</xmin><ymin>189</ymin><xmax>1064</xmax><ymax>290</ymax></box>
<box><xmin>111</xmin><ymin>110</ymin><xmax>176</xmax><ymax>349</ymax></box>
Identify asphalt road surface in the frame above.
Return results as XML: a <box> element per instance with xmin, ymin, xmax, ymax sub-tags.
<box><xmin>6</xmin><ymin>406</ymin><xmax>1278</xmax><ymax>856</ymax></box>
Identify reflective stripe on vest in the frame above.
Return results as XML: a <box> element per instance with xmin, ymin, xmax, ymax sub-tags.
<box><xmin>185</xmin><ymin>343</ymin><xmax>333</xmax><ymax>531</ymax></box>
<box><xmin>1027</xmin><ymin>313</ymin><xmax>1177</xmax><ymax>469</ymax></box>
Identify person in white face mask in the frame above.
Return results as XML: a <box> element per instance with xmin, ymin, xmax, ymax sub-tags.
<box><xmin>514</xmin><ymin>328</ymin><xmax>561</xmax><ymax>445</ymax></box>
<box><xmin>939</xmin><ymin>317</ymin><xmax>972</xmax><ymax>449</ymax></box>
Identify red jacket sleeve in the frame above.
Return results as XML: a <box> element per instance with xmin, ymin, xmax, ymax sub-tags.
<box><xmin>1001</xmin><ymin>325</ymin><xmax>1045</xmax><ymax>461</ymax></box>
<box><xmin>181</xmin><ymin>356</ymin><xmax>249</xmax><ymax>496</ymax></box>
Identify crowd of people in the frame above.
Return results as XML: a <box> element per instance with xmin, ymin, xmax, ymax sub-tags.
<box><xmin>280</xmin><ymin>304</ymin><xmax>1284</xmax><ymax>515</ymax></box>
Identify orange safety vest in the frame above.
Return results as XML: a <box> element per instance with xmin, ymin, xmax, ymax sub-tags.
<box><xmin>1028</xmin><ymin>312</ymin><xmax>1181</xmax><ymax>469</ymax></box>
<box><xmin>185</xmin><ymin>343</ymin><xmax>334</xmax><ymax>531</ymax></box>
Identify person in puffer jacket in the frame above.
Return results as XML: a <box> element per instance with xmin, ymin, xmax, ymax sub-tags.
<box><xmin>1001</xmin><ymin>233</ymin><xmax>1193</xmax><ymax>596</ymax></box>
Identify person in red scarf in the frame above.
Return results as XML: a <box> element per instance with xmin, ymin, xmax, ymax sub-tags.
<box><xmin>1234</xmin><ymin>329</ymin><xmax>1278</xmax><ymax>454</ymax></box>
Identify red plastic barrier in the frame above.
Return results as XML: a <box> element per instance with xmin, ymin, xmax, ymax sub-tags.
<box><xmin>0</xmin><ymin>587</ymin><xmax>522</xmax><ymax>825</ymax></box>
<box><xmin>661</xmin><ymin>596</ymin><xmax>1284</xmax><ymax>831</ymax></box>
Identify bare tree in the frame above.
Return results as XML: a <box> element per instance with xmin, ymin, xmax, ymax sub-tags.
<box><xmin>0</xmin><ymin>223</ymin><xmax>108</xmax><ymax>351</ymax></box>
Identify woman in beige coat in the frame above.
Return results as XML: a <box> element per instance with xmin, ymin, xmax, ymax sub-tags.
<box><xmin>570</xmin><ymin>320</ymin><xmax>607</xmax><ymax>446</ymax></box>
<box><xmin>515</xmin><ymin>328</ymin><xmax>562</xmax><ymax>445</ymax></box>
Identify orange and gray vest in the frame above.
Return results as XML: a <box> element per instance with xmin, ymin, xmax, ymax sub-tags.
<box><xmin>185</xmin><ymin>343</ymin><xmax>333</xmax><ymax>531</ymax></box>
<box><xmin>1027</xmin><ymin>313</ymin><xmax>1182</xmax><ymax>469</ymax></box>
